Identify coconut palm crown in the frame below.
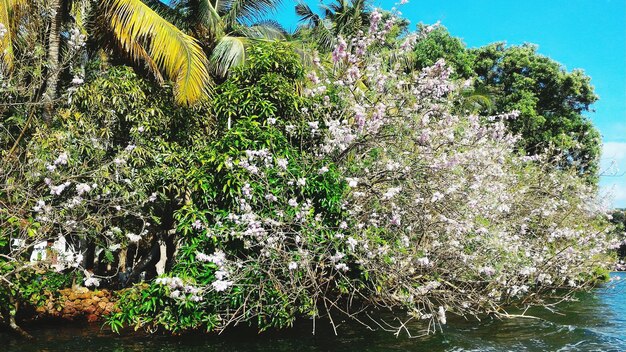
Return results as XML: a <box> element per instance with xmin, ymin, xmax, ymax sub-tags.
<box><xmin>1</xmin><ymin>0</ymin><xmax>212</xmax><ymax>105</ymax></box>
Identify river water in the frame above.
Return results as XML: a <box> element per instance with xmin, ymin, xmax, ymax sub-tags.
<box><xmin>1</xmin><ymin>272</ymin><xmax>625</xmax><ymax>351</ymax></box>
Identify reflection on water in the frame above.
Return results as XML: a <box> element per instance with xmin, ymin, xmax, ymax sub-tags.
<box><xmin>1</xmin><ymin>272</ymin><xmax>625</xmax><ymax>352</ymax></box>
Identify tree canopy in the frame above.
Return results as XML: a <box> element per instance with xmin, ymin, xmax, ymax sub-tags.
<box><xmin>412</xmin><ymin>27</ymin><xmax>601</xmax><ymax>183</ymax></box>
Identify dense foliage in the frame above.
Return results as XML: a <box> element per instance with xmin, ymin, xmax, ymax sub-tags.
<box><xmin>0</xmin><ymin>0</ymin><xmax>622</xmax><ymax>339</ymax></box>
<box><xmin>0</xmin><ymin>64</ymin><xmax>210</xmax><ymax>332</ymax></box>
<box><xmin>108</xmin><ymin>13</ymin><xmax>618</xmax><ymax>335</ymax></box>
<box><xmin>610</xmin><ymin>210</ymin><xmax>626</xmax><ymax>258</ymax></box>
<box><xmin>412</xmin><ymin>27</ymin><xmax>601</xmax><ymax>183</ymax></box>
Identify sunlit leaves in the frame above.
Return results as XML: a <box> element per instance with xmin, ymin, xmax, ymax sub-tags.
<box><xmin>103</xmin><ymin>0</ymin><xmax>212</xmax><ymax>105</ymax></box>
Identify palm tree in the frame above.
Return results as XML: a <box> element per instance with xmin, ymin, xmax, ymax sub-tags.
<box><xmin>0</xmin><ymin>0</ymin><xmax>26</xmax><ymax>72</ymax></box>
<box><xmin>457</xmin><ymin>84</ymin><xmax>497</xmax><ymax>115</ymax></box>
<box><xmin>1</xmin><ymin>0</ymin><xmax>211</xmax><ymax>106</ymax></box>
<box><xmin>149</xmin><ymin>0</ymin><xmax>288</xmax><ymax>78</ymax></box>
<box><xmin>295</xmin><ymin>0</ymin><xmax>370</xmax><ymax>52</ymax></box>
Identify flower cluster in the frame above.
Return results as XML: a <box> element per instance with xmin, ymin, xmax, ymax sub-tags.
<box><xmin>196</xmin><ymin>250</ymin><xmax>234</xmax><ymax>292</ymax></box>
<box><xmin>155</xmin><ymin>277</ymin><xmax>203</xmax><ymax>302</ymax></box>
<box><xmin>1</xmin><ymin>114</ymin><xmax>157</xmax><ymax>293</ymax></box>
<box><xmin>67</xmin><ymin>27</ymin><xmax>86</xmax><ymax>50</ymax></box>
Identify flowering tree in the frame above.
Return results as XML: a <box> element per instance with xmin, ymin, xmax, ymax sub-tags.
<box><xmin>108</xmin><ymin>12</ymin><xmax>620</xmax><ymax>336</ymax></box>
<box><xmin>302</xmin><ymin>10</ymin><xmax>618</xmax><ymax>334</ymax></box>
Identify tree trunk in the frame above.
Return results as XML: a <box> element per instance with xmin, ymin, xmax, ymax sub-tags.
<box><xmin>43</xmin><ymin>0</ymin><xmax>63</xmax><ymax>122</ymax></box>
<box><xmin>165</xmin><ymin>231</ymin><xmax>178</xmax><ymax>272</ymax></box>
<box><xmin>6</xmin><ymin>295</ymin><xmax>32</xmax><ymax>339</ymax></box>
<box><xmin>155</xmin><ymin>240</ymin><xmax>167</xmax><ymax>276</ymax></box>
<box><xmin>118</xmin><ymin>247</ymin><xmax>127</xmax><ymax>272</ymax></box>
<box><xmin>84</xmin><ymin>240</ymin><xmax>95</xmax><ymax>271</ymax></box>
<box><xmin>123</xmin><ymin>241</ymin><xmax>160</xmax><ymax>286</ymax></box>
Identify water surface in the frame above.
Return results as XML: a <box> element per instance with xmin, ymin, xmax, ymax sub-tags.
<box><xmin>2</xmin><ymin>272</ymin><xmax>625</xmax><ymax>351</ymax></box>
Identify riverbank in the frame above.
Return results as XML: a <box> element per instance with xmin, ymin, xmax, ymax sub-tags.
<box><xmin>2</xmin><ymin>272</ymin><xmax>625</xmax><ymax>351</ymax></box>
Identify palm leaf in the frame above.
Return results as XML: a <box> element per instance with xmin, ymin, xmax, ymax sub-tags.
<box><xmin>0</xmin><ymin>0</ymin><xmax>29</xmax><ymax>71</ymax></box>
<box><xmin>144</xmin><ymin>0</ymin><xmax>190</xmax><ymax>30</ymax></box>
<box><xmin>315</xmin><ymin>21</ymin><xmax>335</xmax><ymax>51</ymax></box>
<box><xmin>319</xmin><ymin>5</ymin><xmax>334</xmax><ymax>19</ymax></box>
<box><xmin>0</xmin><ymin>0</ymin><xmax>13</xmax><ymax>72</ymax></box>
<box><xmin>6</xmin><ymin>0</ymin><xmax>28</xmax><ymax>8</ymax></box>
<box><xmin>71</xmin><ymin>0</ymin><xmax>90</xmax><ymax>32</ymax></box>
<box><xmin>210</xmin><ymin>35</ymin><xmax>246</xmax><ymax>77</ymax></box>
<box><xmin>103</xmin><ymin>0</ymin><xmax>212</xmax><ymax>105</ymax></box>
<box><xmin>113</xmin><ymin>25</ymin><xmax>166</xmax><ymax>84</ymax></box>
<box><xmin>290</xmin><ymin>40</ymin><xmax>315</xmax><ymax>68</ymax></box>
<box><xmin>464</xmin><ymin>93</ymin><xmax>494</xmax><ymax>113</ymax></box>
<box><xmin>222</xmin><ymin>0</ymin><xmax>282</xmax><ymax>27</ymax></box>
<box><xmin>461</xmin><ymin>86</ymin><xmax>495</xmax><ymax>114</ymax></box>
<box><xmin>171</xmin><ymin>0</ymin><xmax>224</xmax><ymax>38</ymax></box>
<box><xmin>295</xmin><ymin>2</ymin><xmax>321</xmax><ymax>28</ymax></box>
<box><xmin>0</xmin><ymin>0</ymin><xmax>27</xmax><ymax>72</ymax></box>
<box><xmin>238</xmin><ymin>20</ymin><xmax>288</xmax><ymax>39</ymax></box>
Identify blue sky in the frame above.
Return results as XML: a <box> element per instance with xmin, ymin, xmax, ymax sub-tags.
<box><xmin>275</xmin><ymin>0</ymin><xmax>626</xmax><ymax>208</ymax></box>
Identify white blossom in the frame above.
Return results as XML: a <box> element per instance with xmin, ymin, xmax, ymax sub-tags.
<box><xmin>71</xmin><ymin>76</ymin><xmax>84</xmax><ymax>85</ymax></box>
<box><xmin>76</xmin><ymin>183</ymin><xmax>92</xmax><ymax>195</ymax></box>
<box><xmin>212</xmin><ymin>279</ymin><xmax>233</xmax><ymax>292</ymax></box>
<box><xmin>335</xmin><ymin>263</ymin><xmax>349</xmax><ymax>272</ymax></box>
<box><xmin>276</xmin><ymin>158</ymin><xmax>288</xmax><ymax>170</ymax></box>
<box><xmin>346</xmin><ymin>177</ymin><xmax>359</xmax><ymax>188</ymax></box>
<box><xmin>84</xmin><ymin>277</ymin><xmax>100</xmax><ymax>288</ymax></box>
<box><xmin>54</xmin><ymin>152</ymin><xmax>69</xmax><ymax>165</ymax></box>
<box><xmin>437</xmin><ymin>306</ymin><xmax>447</xmax><ymax>325</ymax></box>
<box><xmin>126</xmin><ymin>232</ymin><xmax>141</xmax><ymax>243</ymax></box>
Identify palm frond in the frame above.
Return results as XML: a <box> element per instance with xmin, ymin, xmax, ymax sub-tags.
<box><xmin>319</xmin><ymin>5</ymin><xmax>334</xmax><ymax>19</ymax></box>
<box><xmin>0</xmin><ymin>0</ymin><xmax>27</xmax><ymax>72</ymax></box>
<box><xmin>117</xmin><ymin>28</ymin><xmax>166</xmax><ymax>84</ymax></box>
<box><xmin>0</xmin><ymin>0</ymin><xmax>29</xmax><ymax>71</ymax></box>
<box><xmin>213</xmin><ymin>0</ymin><xmax>235</xmax><ymax>14</ymax></box>
<box><xmin>143</xmin><ymin>0</ymin><xmax>190</xmax><ymax>30</ymax></box>
<box><xmin>295</xmin><ymin>2</ymin><xmax>321</xmax><ymax>28</ymax></box>
<box><xmin>310</xmin><ymin>20</ymin><xmax>335</xmax><ymax>52</ymax></box>
<box><xmin>223</xmin><ymin>0</ymin><xmax>282</xmax><ymax>27</ymax></box>
<box><xmin>238</xmin><ymin>20</ymin><xmax>288</xmax><ymax>39</ymax></box>
<box><xmin>210</xmin><ymin>35</ymin><xmax>246</xmax><ymax>77</ymax></box>
<box><xmin>289</xmin><ymin>40</ymin><xmax>315</xmax><ymax>68</ymax></box>
<box><xmin>70</xmin><ymin>0</ymin><xmax>91</xmax><ymax>35</ymax></box>
<box><xmin>103</xmin><ymin>0</ymin><xmax>212</xmax><ymax>105</ymax></box>
<box><xmin>0</xmin><ymin>0</ymin><xmax>14</xmax><ymax>72</ymax></box>
<box><xmin>458</xmin><ymin>84</ymin><xmax>496</xmax><ymax>114</ymax></box>
<box><xmin>6</xmin><ymin>0</ymin><xmax>27</xmax><ymax>7</ymax></box>
<box><xmin>173</xmin><ymin>0</ymin><xmax>224</xmax><ymax>37</ymax></box>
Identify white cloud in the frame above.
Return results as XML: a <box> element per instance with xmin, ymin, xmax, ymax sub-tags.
<box><xmin>600</xmin><ymin>142</ymin><xmax>626</xmax><ymax>175</ymax></box>
<box><xmin>600</xmin><ymin>142</ymin><xmax>626</xmax><ymax>208</ymax></box>
<box><xmin>615</xmin><ymin>187</ymin><xmax>626</xmax><ymax>202</ymax></box>
<box><xmin>602</xmin><ymin>142</ymin><xmax>626</xmax><ymax>162</ymax></box>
